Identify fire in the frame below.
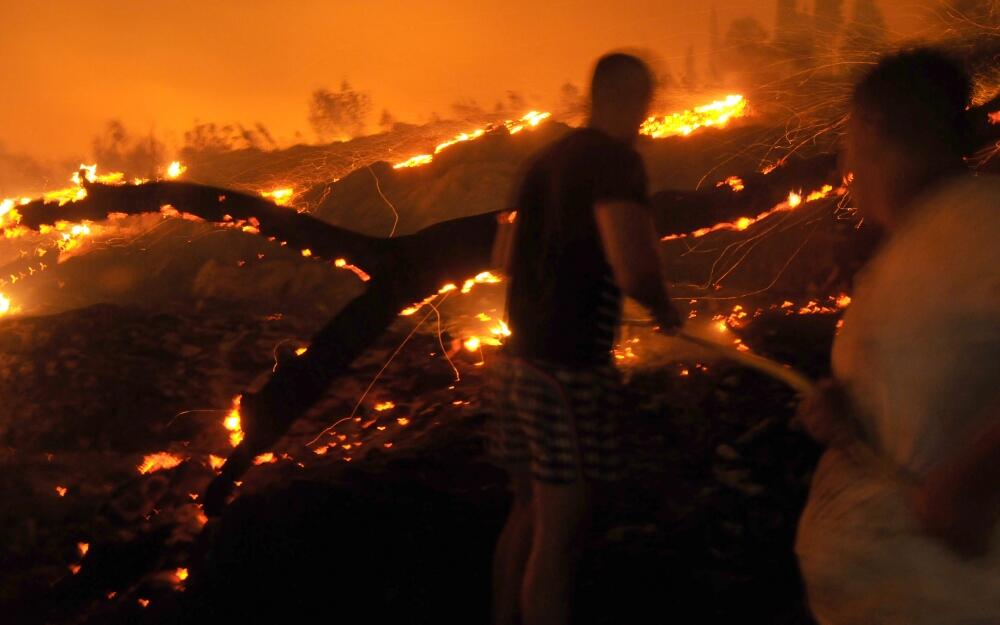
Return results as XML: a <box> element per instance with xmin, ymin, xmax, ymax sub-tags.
<box><xmin>392</xmin><ymin>96</ymin><xmax>745</xmax><ymax>171</ymax></box>
<box><xmin>137</xmin><ymin>452</ymin><xmax>184</xmax><ymax>474</ymax></box>
<box><xmin>294</xmin><ymin>346</ymin><xmax>308</xmax><ymax>356</ymax></box>
<box><xmin>253</xmin><ymin>452</ymin><xmax>276</xmax><ymax>465</ymax></box>
<box><xmin>393</xmin><ymin>111</ymin><xmax>552</xmax><ymax>170</ymax></box>
<box><xmin>333</xmin><ymin>258</ymin><xmax>371</xmax><ymax>282</ymax></box>
<box><xmin>463</xmin><ymin>337</ymin><xmax>481</xmax><ymax>352</ymax></box>
<box><xmin>461</xmin><ymin>270</ymin><xmax>501</xmax><ymax>293</ymax></box>
<box><xmin>166</xmin><ymin>161</ymin><xmax>186</xmax><ymax>179</ymax></box>
<box><xmin>55</xmin><ymin>486</ymin><xmax>68</xmax><ymax>497</ymax></box>
<box><xmin>208</xmin><ymin>454</ymin><xmax>226</xmax><ymax>470</ymax></box>
<box><xmin>224</xmin><ymin>395</ymin><xmax>244</xmax><ymax>447</ymax></box>
<box><xmin>41</xmin><ymin>220</ymin><xmax>95</xmax><ymax>255</ymax></box>
<box><xmin>717</xmin><ymin>176</ymin><xmax>745</xmax><ymax>192</ymax></box>
<box><xmin>174</xmin><ymin>568</ymin><xmax>189</xmax><ymax>582</ymax></box>
<box><xmin>77</xmin><ymin>542</ymin><xmax>89</xmax><ymax>556</ymax></box>
<box><xmin>639</xmin><ymin>95</ymin><xmax>747</xmax><ymax>138</ymax></box>
<box><xmin>374</xmin><ymin>401</ymin><xmax>395</xmax><ymax>412</ymax></box>
<box><xmin>662</xmin><ymin>184</ymin><xmax>840</xmax><ymax>241</ymax></box>
<box><xmin>401</xmin><ymin>271</ymin><xmax>503</xmax><ymax>316</ymax></box>
<box><xmin>260</xmin><ymin>187</ymin><xmax>295</xmax><ymax>206</ymax></box>
<box><xmin>0</xmin><ymin>294</ymin><xmax>11</xmax><ymax>316</ymax></box>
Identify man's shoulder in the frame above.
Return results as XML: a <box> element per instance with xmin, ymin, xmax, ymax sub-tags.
<box><xmin>529</xmin><ymin>128</ymin><xmax>639</xmax><ymax>176</ymax></box>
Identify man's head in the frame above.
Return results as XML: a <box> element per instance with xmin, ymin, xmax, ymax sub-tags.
<box><xmin>589</xmin><ymin>53</ymin><xmax>654</xmax><ymax>142</ymax></box>
<box><xmin>846</xmin><ymin>48</ymin><xmax>971</xmax><ymax>229</ymax></box>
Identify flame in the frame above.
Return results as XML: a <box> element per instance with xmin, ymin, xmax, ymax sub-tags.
<box><xmin>208</xmin><ymin>454</ymin><xmax>225</xmax><ymax>470</ymax></box>
<box><xmin>166</xmin><ymin>161</ymin><xmax>186</xmax><ymax>179</ymax></box>
<box><xmin>294</xmin><ymin>346</ymin><xmax>308</xmax><ymax>356</ymax></box>
<box><xmin>77</xmin><ymin>542</ymin><xmax>89</xmax><ymax>556</ymax></box>
<box><xmin>174</xmin><ymin>568</ymin><xmax>189</xmax><ymax>582</ymax></box>
<box><xmin>138</xmin><ymin>598</ymin><xmax>150</xmax><ymax>608</ymax></box>
<box><xmin>301</xmin><ymin>248</ymin><xmax>312</xmax><ymax>257</ymax></box>
<box><xmin>253</xmin><ymin>452</ymin><xmax>276</xmax><ymax>465</ymax></box>
<box><xmin>260</xmin><ymin>187</ymin><xmax>294</xmax><ymax>206</ymax></box>
<box><xmin>137</xmin><ymin>452</ymin><xmax>183</xmax><ymax>474</ymax></box>
<box><xmin>0</xmin><ymin>294</ymin><xmax>11</xmax><ymax>316</ymax></box>
<box><xmin>463</xmin><ymin>337</ymin><xmax>481</xmax><ymax>352</ymax></box>
<box><xmin>333</xmin><ymin>258</ymin><xmax>371</xmax><ymax>282</ymax></box>
<box><xmin>225</xmin><ymin>395</ymin><xmax>244</xmax><ymax>447</ymax></box>
<box><xmin>392</xmin><ymin>96</ymin><xmax>744</xmax><ymax>171</ymax></box>
<box><xmin>662</xmin><ymin>184</ymin><xmax>840</xmax><ymax>241</ymax></box>
<box><xmin>55</xmin><ymin>486</ymin><xmax>68</xmax><ymax>497</ymax></box>
<box><xmin>717</xmin><ymin>176</ymin><xmax>745</xmax><ymax>192</ymax></box>
<box><xmin>640</xmin><ymin>95</ymin><xmax>747</xmax><ymax>138</ymax></box>
<box><xmin>374</xmin><ymin>401</ymin><xmax>395</xmax><ymax>412</ymax></box>
<box><xmin>401</xmin><ymin>271</ymin><xmax>503</xmax><ymax>316</ymax></box>
<box><xmin>393</xmin><ymin>111</ymin><xmax>551</xmax><ymax>170</ymax></box>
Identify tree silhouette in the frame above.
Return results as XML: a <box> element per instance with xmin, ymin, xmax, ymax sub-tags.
<box><xmin>721</xmin><ymin>17</ymin><xmax>776</xmax><ymax>92</ymax></box>
<box><xmin>557</xmin><ymin>82</ymin><xmax>585</xmax><ymax>120</ymax></box>
<box><xmin>812</xmin><ymin>0</ymin><xmax>845</xmax><ymax>71</ymax></box>
<box><xmin>709</xmin><ymin>6</ymin><xmax>722</xmax><ymax>84</ymax></box>
<box><xmin>92</xmin><ymin>120</ymin><xmax>166</xmax><ymax>178</ymax></box>
<box><xmin>308</xmin><ymin>81</ymin><xmax>373</xmax><ymax>142</ymax></box>
<box><xmin>841</xmin><ymin>0</ymin><xmax>887</xmax><ymax>66</ymax></box>
<box><xmin>682</xmin><ymin>45</ymin><xmax>699</xmax><ymax>91</ymax></box>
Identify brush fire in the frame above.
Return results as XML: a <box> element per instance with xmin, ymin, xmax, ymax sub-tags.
<box><xmin>3</xmin><ymin>3</ymin><xmax>1000</xmax><ymax>624</ymax></box>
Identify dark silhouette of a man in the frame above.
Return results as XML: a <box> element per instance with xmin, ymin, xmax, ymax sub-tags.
<box><xmin>486</xmin><ymin>52</ymin><xmax>681</xmax><ymax>625</ymax></box>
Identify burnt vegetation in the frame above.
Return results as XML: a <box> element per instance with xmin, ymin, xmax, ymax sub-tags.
<box><xmin>2</xmin><ymin>2</ymin><xmax>999</xmax><ymax>623</ymax></box>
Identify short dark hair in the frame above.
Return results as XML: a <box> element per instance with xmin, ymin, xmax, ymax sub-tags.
<box><xmin>853</xmin><ymin>48</ymin><xmax>972</xmax><ymax>157</ymax></box>
<box><xmin>590</xmin><ymin>53</ymin><xmax>654</xmax><ymax>113</ymax></box>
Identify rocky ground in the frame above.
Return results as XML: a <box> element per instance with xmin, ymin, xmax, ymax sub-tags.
<box><xmin>0</xmin><ymin>292</ymin><xmax>836</xmax><ymax>625</ymax></box>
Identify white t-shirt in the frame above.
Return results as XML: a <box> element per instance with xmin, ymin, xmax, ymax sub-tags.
<box><xmin>832</xmin><ymin>173</ymin><xmax>1000</xmax><ymax>475</ymax></box>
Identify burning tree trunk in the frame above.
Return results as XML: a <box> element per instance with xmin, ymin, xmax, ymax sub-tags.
<box><xmin>6</xmin><ymin>158</ymin><xmax>849</xmax><ymax>512</ymax></box>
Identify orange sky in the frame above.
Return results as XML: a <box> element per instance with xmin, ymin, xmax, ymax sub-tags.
<box><xmin>0</xmin><ymin>0</ymin><xmax>931</xmax><ymax>161</ymax></box>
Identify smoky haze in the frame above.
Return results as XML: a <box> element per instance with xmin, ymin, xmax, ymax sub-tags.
<box><xmin>1</xmin><ymin>0</ymin><xmax>931</xmax><ymax>168</ymax></box>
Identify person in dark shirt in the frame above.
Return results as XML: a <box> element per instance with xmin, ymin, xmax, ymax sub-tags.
<box><xmin>486</xmin><ymin>53</ymin><xmax>682</xmax><ymax>625</ymax></box>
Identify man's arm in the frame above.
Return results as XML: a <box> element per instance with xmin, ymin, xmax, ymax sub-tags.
<box><xmin>594</xmin><ymin>200</ymin><xmax>681</xmax><ymax>332</ymax></box>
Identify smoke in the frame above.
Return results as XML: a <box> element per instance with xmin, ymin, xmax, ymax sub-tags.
<box><xmin>0</xmin><ymin>144</ymin><xmax>78</xmax><ymax>197</ymax></box>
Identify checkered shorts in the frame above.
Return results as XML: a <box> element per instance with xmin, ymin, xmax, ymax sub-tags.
<box><xmin>483</xmin><ymin>355</ymin><xmax>625</xmax><ymax>484</ymax></box>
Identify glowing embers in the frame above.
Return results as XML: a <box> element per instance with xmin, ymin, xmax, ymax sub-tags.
<box><xmin>137</xmin><ymin>452</ymin><xmax>184</xmax><ymax>475</ymax></box>
<box><xmin>662</xmin><ymin>184</ymin><xmax>841</xmax><ymax>242</ymax></box>
<box><xmin>224</xmin><ymin>395</ymin><xmax>244</xmax><ymax>447</ymax></box>
<box><xmin>462</xmin><ymin>315</ymin><xmax>511</xmax><ymax>354</ymax></box>
<box><xmin>400</xmin><ymin>271</ymin><xmax>502</xmax><ymax>316</ymax></box>
<box><xmin>639</xmin><ymin>94</ymin><xmax>747</xmax><ymax>138</ymax></box>
<box><xmin>39</xmin><ymin>220</ymin><xmax>94</xmax><ymax>254</ymax></box>
<box><xmin>717</xmin><ymin>176</ymin><xmax>745</xmax><ymax>192</ymax></box>
<box><xmin>260</xmin><ymin>187</ymin><xmax>295</xmax><ymax>206</ymax></box>
<box><xmin>333</xmin><ymin>258</ymin><xmax>371</xmax><ymax>282</ymax></box>
<box><xmin>393</xmin><ymin>111</ymin><xmax>552</xmax><ymax>170</ymax></box>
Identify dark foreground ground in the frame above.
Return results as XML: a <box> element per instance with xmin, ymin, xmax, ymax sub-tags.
<box><xmin>1</xmin><ymin>301</ymin><xmax>834</xmax><ymax>625</ymax></box>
